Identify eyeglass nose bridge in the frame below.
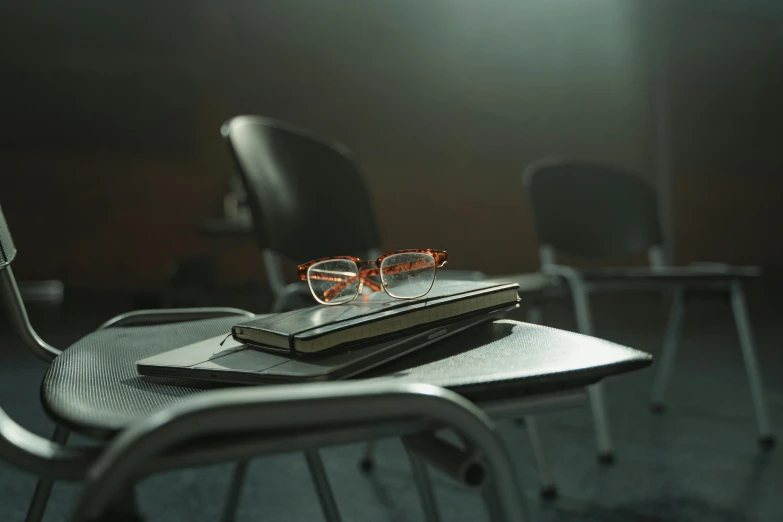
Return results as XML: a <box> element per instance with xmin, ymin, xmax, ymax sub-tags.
<box><xmin>357</xmin><ymin>259</ymin><xmax>379</xmax><ymax>270</ymax></box>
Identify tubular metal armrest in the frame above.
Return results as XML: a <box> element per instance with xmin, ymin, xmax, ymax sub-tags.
<box><xmin>0</xmin><ymin>407</ymin><xmax>97</xmax><ymax>480</ymax></box>
<box><xmin>97</xmin><ymin>307</ymin><xmax>255</xmax><ymax>330</ymax></box>
<box><xmin>72</xmin><ymin>382</ymin><xmax>527</xmax><ymax>522</ymax></box>
<box><xmin>0</xmin><ymin>267</ymin><xmax>61</xmax><ymax>362</ymax></box>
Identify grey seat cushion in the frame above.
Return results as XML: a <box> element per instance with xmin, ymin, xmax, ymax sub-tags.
<box><xmin>42</xmin><ymin>317</ymin><xmax>651</xmax><ymax>439</ymax></box>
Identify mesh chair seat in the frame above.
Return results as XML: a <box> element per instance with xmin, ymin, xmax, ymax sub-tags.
<box><xmin>41</xmin><ymin>317</ymin><xmax>651</xmax><ymax>439</ymax></box>
<box><xmin>42</xmin><ymin>316</ymin><xmax>242</xmax><ymax>438</ymax></box>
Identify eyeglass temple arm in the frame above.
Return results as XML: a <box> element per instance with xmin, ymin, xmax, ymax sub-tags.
<box><xmin>317</xmin><ymin>269</ymin><xmax>383</xmax><ymax>301</ymax></box>
<box><xmin>300</xmin><ymin>270</ymin><xmax>381</xmax><ymax>288</ymax></box>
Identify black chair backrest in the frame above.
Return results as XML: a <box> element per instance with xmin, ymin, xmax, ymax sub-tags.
<box><xmin>0</xmin><ymin>206</ymin><xmax>17</xmax><ymax>268</ymax></box>
<box><xmin>222</xmin><ymin>116</ymin><xmax>382</xmax><ymax>262</ymax></box>
<box><xmin>523</xmin><ymin>158</ymin><xmax>663</xmax><ymax>259</ymax></box>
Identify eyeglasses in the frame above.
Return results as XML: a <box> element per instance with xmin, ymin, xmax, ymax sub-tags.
<box><xmin>297</xmin><ymin>249</ymin><xmax>449</xmax><ymax>305</ymax></box>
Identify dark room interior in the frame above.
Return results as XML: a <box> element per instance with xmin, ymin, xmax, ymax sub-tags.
<box><xmin>1</xmin><ymin>1</ymin><xmax>781</xmax><ymax>521</ymax></box>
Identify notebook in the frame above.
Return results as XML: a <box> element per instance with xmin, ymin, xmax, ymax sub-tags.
<box><xmin>231</xmin><ymin>280</ymin><xmax>520</xmax><ymax>356</ymax></box>
<box><xmin>136</xmin><ymin>308</ymin><xmax>509</xmax><ymax>384</ymax></box>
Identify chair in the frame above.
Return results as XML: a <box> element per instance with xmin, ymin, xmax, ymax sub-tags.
<box><xmin>221</xmin><ymin>115</ymin><xmax>383</xmax><ymax>313</ymax></box>
<box><xmin>1</xmin><ymin>202</ymin><xmax>654</xmax><ymax>520</ymax></box>
<box><xmin>522</xmin><ymin>157</ymin><xmax>775</xmax><ymax>453</ymax></box>
<box><xmin>69</xmin><ymin>381</ymin><xmax>528</xmax><ymax>522</ymax></box>
<box><xmin>221</xmin><ymin>115</ymin><xmax>487</xmax><ymax>313</ymax></box>
<box><xmin>0</xmin><ymin>205</ymin><xmax>341</xmax><ymax>522</ymax></box>
<box><xmin>62</xmin><ymin>315</ymin><xmax>653</xmax><ymax>522</ymax></box>
<box><xmin>221</xmin><ymin>115</ymin><xmax>568</xmax><ymax>496</ymax></box>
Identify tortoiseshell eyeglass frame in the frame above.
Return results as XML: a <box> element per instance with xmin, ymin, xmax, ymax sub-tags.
<box><xmin>297</xmin><ymin>249</ymin><xmax>449</xmax><ymax>305</ymax></box>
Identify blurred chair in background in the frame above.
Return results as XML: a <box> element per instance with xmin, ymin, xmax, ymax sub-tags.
<box><xmin>221</xmin><ymin>115</ymin><xmax>486</xmax><ymax>314</ymax></box>
<box><xmin>221</xmin><ymin>115</ymin><xmax>384</xmax><ymax>313</ymax></box>
<box><xmin>522</xmin><ymin>157</ymin><xmax>774</xmax><ymax>454</ymax></box>
<box><xmin>222</xmin><ymin>116</ymin><xmax>586</xmax><ymax>500</ymax></box>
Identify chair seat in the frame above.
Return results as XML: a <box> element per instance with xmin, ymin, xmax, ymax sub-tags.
<box><xmin>579</xmin><ymin>265</ymin><xmax>760</xmax><ymax>283</ymax></box>
<box><xmin>42</xmin><ymin>316</ymin><xmax>651</xmax><ymax>440</ymax></box>
<box><xmin>42</xmin><ymin>316</ymin><xmax>243</xmax><ymax>439</ymax></box>
<box><xmin>368</xmin><ymin>320</ymin><xmax>650</xmax><ymax>400</ymax></box>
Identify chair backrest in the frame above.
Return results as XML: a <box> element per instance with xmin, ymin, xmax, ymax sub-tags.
<box><xmin>522</xmin><ymin>158</ymin><xmax>663</xmax><ymax>260</ymax></box>
<box><xmin>0</xmin><ymin>206</ymin><xmax>17</xmax><ymax>269</ymax></box>
<box><xmin>222</xmin><ymin>116</ymin><xmax>382</xmax><ymax>262</ymax></box>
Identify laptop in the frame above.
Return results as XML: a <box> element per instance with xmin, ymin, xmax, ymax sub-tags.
<box><xmin>136</xmin><ymin>308</ymin><xmax>511</xmax><ymax>385</ymax></box>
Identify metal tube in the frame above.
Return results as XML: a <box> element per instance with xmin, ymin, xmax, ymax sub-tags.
<box><xmin>650</xmin><ymin>287</ymin><xmax>685</xmax><ymax>411</ymax></box>
<box><xmin>219</xmin><ymin>461</ymin><xmax>249</xmax><ymax>522</ymax></box>
<box><xmin>523</xmin><ymin>416</ymin><xmax>556</xmax><ymax>498</ymax></box>
<box><xmin>304</xmin><ymin>450</ymin><xmax>342</xmax><ymax>522</ymax></box>
<box><xmin>97</xmin><ymin>308</ymin><xmax>254</xmax><ymax>330</ymax></box>
<box><xmin>403</xmin><ymin>438</ymin><xmax>441</xmax><ymax>522</ymax></box>
<box><xmin>0</xmin><ymin>267</ymin><xmax>60</xmax><ymax>362</ymax></box>
<box><xmin>25</xmin><ymin>426</ymin><xmax>71</xmax><ymax>522</ymax></box>
<box><xmin>71</xmin><ymin>382</ymin><xmax>528</xmax><ymax>522</ymax></box>
<box><xmin>729</xmin><ymin>282</ymin><xmax>774</xmax><ymax>443</ymax></box>
<box><xmin>404</xmin><ymin>432</ymin><xmax>485</xmax><ymax>489</ymax></box>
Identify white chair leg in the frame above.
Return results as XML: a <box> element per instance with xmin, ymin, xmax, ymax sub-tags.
<box><xmin>523</xmin><ymin>416</ymin><xmax>556</xmax><ymax>499</ymax></box>
<box><xmin>569</xmin><ymin>279</ymin><xmax>615</xmax><ymax>463</ymax></box>
<box><xmin>587</xmin><ymin>383</ymin><xmax>614</xmax><ymax>463</ymax></box>
<box><xmin>26</xmin><ymin>425</ymin><xmax>70</xmax><ymax>522</ymax></box>
<box><xmin>650</xmin><ymin>287</ymin><xmax>685</xmax><ymax>412</ymax></box>
<box><xmin>729</xmin><ymin>281</ymin><xmax>775</xmax><ymax>448</ymax></box>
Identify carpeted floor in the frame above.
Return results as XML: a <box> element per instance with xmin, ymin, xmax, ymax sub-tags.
<box><xmin>0</xmin><ymin>290</ymin><xmax>781</xmax><ymax>521</ymax></box>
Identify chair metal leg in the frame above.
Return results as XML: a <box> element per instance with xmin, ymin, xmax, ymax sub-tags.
<box><xmin>525</xmin><ymin>306</ymin><xmax>543</xmax><ymax>325</ymax></box>
<box><xmin>402</xmin><ymin>436</ymin><xmax>441</xmax><ymax>522</ymax></box>
<box><xmin>358</xmin><ymin>440</ymin><xmax>376</xmax><ymax>473</ymax></box>
<box><xmin>271</xmin><ymin>295</ymin><xmax>289</xmax><ymax>314</ymax></box>
<box><xmin>92</xmin><ymin>486</ymin><xmax>144</xmax><ymax>522</ymax></box>
<box><xmin>569</xmin><ymin>280</ymin><xmax>615</xmax><ymax>463</ymax></box>
<box><xmin>587</xmin><ymin>383</ymin><xmax>614</xmax><ymax>464</ymax></box>
<box><xmin>523</xmin><ymin>416</ymin><xmax>556</xmax><ymax>499</ymax></box>
<box><xmin>650</xmin><ymin>288</ymin><xmax>685</xmax><ymax>412</ymax></box>
<box><xmin>729</xmin><ymin>282</ymin><xmax>775</xmax><ymax>448</ymax></box>
<box><xmin>304</xmin><ymin>450</ymin><xmax>342</xmax><ymax>522</ymax></box>
<box><xmin>220</xmin><ymin>461</ymin><xmax>250</xmax><ymax>522</ymax></box>
<box><xmin>26</xmin><ymin>425</ymin><xmax>70</xmax><ymax>522</ymax></box>
<box><xmin>480</xmin><ymin>466</ymin><xmax>528</xmax><ymax>522</ymax></box>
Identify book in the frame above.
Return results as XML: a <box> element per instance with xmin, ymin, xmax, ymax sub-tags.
<box><xmin>232</xmin><ymin>280</ymin><xmax>520</xmax><ymax>355</ymax></box>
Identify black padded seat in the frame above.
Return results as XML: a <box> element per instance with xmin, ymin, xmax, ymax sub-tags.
<box><xmin>42</xmin><ymin>316</ymin><xmax>651</xmax><ymax>440</ymax></box>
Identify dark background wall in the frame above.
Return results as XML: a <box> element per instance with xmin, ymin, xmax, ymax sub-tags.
<box><xmin>667</xmin><ymin>6</ymin><xmax>783</xmax><ymax>270</ymax></box>
<box><xmin>1</xmin><ymin>1</ymin><xmax>781</xmax><ymax>292</ymax></box>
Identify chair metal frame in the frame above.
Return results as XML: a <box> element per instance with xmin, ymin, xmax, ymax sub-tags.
<box><xmin>69</xmin><ymin>382</ymin><xmax>529</xmax><ymax>522</ymax></box>
<box><xmin>524</xmin><ymin>158</ymin><xmax>774</xmax><ymax>452</ymax></box>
